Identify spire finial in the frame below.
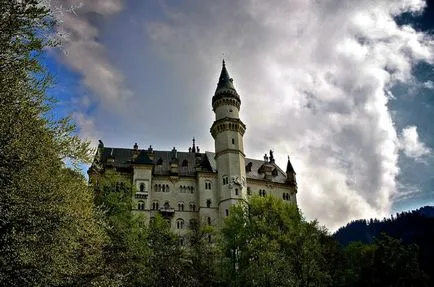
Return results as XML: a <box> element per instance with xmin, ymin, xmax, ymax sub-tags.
<box><xmin>192</xmin><ymin>137</ymin><xmax>196</xmax><ymax>153</ymax></box>
<box><xmin>222</xmin><ymin>59</ymin><xmax>225</xmax><ymax>67</ymax></box>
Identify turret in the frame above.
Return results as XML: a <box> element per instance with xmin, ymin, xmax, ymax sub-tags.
<box><xmin>211</xmin><ymin>60</ymin><xmax>247</xmax><ymax>222</ymax></box>
<box><xmin>286</xmin><ymin>156</ymin><xmax>297</xmax><ymax>187</ymax></box>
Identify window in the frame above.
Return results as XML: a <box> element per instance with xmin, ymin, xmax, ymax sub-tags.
<box><xmin>179</xmin><ymin>237</ymin><xmax>184</xmax><ymax>246</ymax></box>
<box><xmin>232</xmin><ymin>138</ymin><xmax>235</xmax><ymax>144</ymax></box>
<box><xmin>190</xmin><ymin>202</ymin><xmax>196</xmax><ymax>212</ymax></box>
<box><xmin>205</xmin><ymin>181</ymin><xmax>211</xmax><ymax>190</ymax></box>
<box><xmin>247</xmin><ymin>187</ymin><xmax>251</xmax><ymax>195</ymax></box>
<box><xmin>235</xmin><ymin>188</ymin><xmax>239</xmax><ymax>196</ymax></box>
<box><xmin>246</xmin><ymin>162</ymin><xmax>253</xmax><ymax>172</ymax></box>
<box><xmin>157</xmin><ymin>158</ymin><xmax>163</xmax><ymax>165</ymax></box>
<box><xmin>208</xmin><ymin>235</ymin><xmax>212</xmax><ymax>243</ymax></box>
<box><xmin>225</xmin><ymin>209</ymin><xmax>229</xmax><ymax>216</ymax></box>
<box><xmin>223</xmin><ymin>176</ymin><xmax>229</xmax><ymax>185</ymax></box>
<box><xmin>272</xmin><ymin>169</ymin><xmax>278</xmax><ymax>176</ymax></box>
<box><xmin>207</xmin><ymin>217</ymin><xmax>211</xmax><ymax>225</ymax></box>
<box><xmin>259</xmin><ymin>189</ymin><xmax>266</xmax><ymax>197</ymax></box>
<box><xmin>206</xmin><ymin>199</ymin><xmax>211</xmax><ymax>208</ymax></box>
<box><xmin>283</xmin><ymin>193</ymin><xmax>290</xmax><ymax>201</ymax></box>
<box><xmin>138</xmin><ymin>201</ymin><xmax>145</xmax><ymax>210</ymax></box>
<box><xmin>178</xmin><ymin>202</ymin><xmax>184</xmax><ymax>211</ymax></box>
<box><xmin>189</xmin><ymin>219</ymin><xmax>198</xmax><ymax>230</ymax></box>
<box><xmin>139</xmin><ymin>183</ymin><xmax>145</xmax><ymax>192</ymax></box>
<box><xmin>182</xmin><ymin>159</ymin><xmax>188</xmax><ymax>167</ymax></box>
<box><xmin>152</xmin><ymin>201</ymin><xmax>159</xmax><ymax>210</ymax></box>
<box><xmin>177</xmin><ymin>219</ymin><xmax>184</xmax><ymax>229</ymax></box>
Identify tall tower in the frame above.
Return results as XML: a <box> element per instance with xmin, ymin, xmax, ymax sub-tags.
<box><xmin>210</xmin><ymin>60</ymin><xmax>247</xmax><ymax>221</ymax></box>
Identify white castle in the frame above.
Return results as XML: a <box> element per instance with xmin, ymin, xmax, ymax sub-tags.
<box><xmin>88</xmin><ymin>61</ymin><xmax>297</xmax><ymax>240</ymax></box>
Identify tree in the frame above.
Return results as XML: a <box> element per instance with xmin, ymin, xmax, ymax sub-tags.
<box><xmin>219</xmin><ymin>195</ymin><xmax>332</xmax><ymax>287</ymax></box>
<box><xmin>340</xmin><ymin>234</ymin><xmax>429</xmax><ymax>287</ymax></box>
<box><xmin>0</xmin><ymin>1</ymin><xmax>107</xmax><ymax>285</ymax></box>
<box><xmin>93</xmin><ymin>172</ymin><xmax>150</xmax><ymax>286</ymax></box>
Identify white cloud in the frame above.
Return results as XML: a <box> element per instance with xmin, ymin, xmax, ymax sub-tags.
<box><xmin>49</xmin><ymin>0</ymin><xmax>434</xmax><ymax>231</ymax></box>
<box><xmin>399</xmin><ymin>125</ymin><xmax>430</xmax><ymax>158</ymax></box>
<box><xmin>52</xmin><ymin>0</ymin><xmax>130</xmax><ymax>110</ymax></box>
<box><xmin>423</xmin><ymin>80</ymin><xmax>434</xmax><ymax>89</ymax></box>
<box><xmin>141</xmin><ymin>0</ymin><xmax>433</xmax><ymax>230</ymax></box>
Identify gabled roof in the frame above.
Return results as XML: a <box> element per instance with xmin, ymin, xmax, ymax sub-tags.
<box><xmin>205</xmin><ymin>152</ymin><xmax>288</xmax><ymax>184</ymax></box>
<box><xmin>96</xmin><ymin>147</ymin><xmax>288</xmax><ymax>183</ymax></box>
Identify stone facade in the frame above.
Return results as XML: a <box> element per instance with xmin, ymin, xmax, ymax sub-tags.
<box><xmin>88</xmin><ymin>61</ymin><xmax>298</xmax><ymax>238</ymax></box>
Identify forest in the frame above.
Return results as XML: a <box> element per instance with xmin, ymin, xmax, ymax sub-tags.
<box><xmin>1</xmin><ymin>1</ymin><xmax>433</xmax><ymax>286</ymax></box>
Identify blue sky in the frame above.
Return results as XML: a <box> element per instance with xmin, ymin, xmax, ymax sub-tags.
<box><xmin>46</xmin><ymin>0</ymin><xmax>434</xmax><ymax>230</ymax></box>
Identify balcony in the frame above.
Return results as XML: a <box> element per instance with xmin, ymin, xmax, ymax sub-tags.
<box><xmin>159</xmin><ymin>206</ymin><xmax>175</xmax><ymax>217</ymax></box>
<box><xmin>135</xmin><ymin>191</ymin><xmax>148</xmax><ymax>199</ymax></box>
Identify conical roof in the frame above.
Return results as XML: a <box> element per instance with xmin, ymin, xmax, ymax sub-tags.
<box><xmin>214</xmin><ymin>60</ymin><xmax>239</xmax><ymax>98</ymax></box>
<box><xmin>286</xmin><ymin>156</ymin><xmax>296</xmax><ymax>174</ymax></box>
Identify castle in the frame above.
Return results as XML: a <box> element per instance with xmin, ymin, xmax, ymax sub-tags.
<box><xmin>88</xmin><ymin>61</ymin><xmax>297</xmax><ymax>238</ymax></box>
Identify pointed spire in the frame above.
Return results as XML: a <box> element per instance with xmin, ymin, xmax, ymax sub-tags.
<box><xmin>192</xmin><ymin>137</ymin><xmax>196</xmax><ymax>153</ymax></box>
<box><xmin>215</xmin><ymin>59</ymin><xmax>238</xmax><ymax>96</ymax></box>
<box><xmin>286</xmin><ymin>156</ymin><xmax>295</xmax><ymax>174</ymax></box>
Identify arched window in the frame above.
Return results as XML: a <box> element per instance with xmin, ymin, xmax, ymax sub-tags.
<box><xmin>140</xmin><ymin>183</ymin><xmax>145</xmax><ymax>192</ymax></box>
<box><xmin>157</xmin><ymin>158</ymin><xmax>163</xmax><ymax>165</ymax></box>
<box><xmin>206</xmin><ymin>199</ymin><xmax>211</xmax><ymax>208</ymax></box>
<box><xmin>205</xmin><ymin>181</ymin><xmax>211</xmax><ymax>190</ymax></box>
<box><xmin>207</xmin><ymin>217</ymin><xmax>211</xmax><ymax>225</ymax></box>
<box><xmin>154</xmin><ymin>184</ymin><xmax>158</xmax><ymax>192</ymax></box>
<box><xmin>247</xmin><ymin>187</ymin><xmax>251</xmax><ymax>195</ymax></box>
<box><xmin>178</xmin><ymin>202</ymin><xmax>184</xmax><ymax>211</ymax></box>
<box><xmin>176</xmin><ymin>219</ymin><xmax>184</xmax><ymax>229</ymax></box>
<box><xmin>166</xmin><ymin>184</ymin><xmax>170</xmax><ymax>192</ymax></box>
<box><xmin>223</xmin><ymin>176</ymin><xmax>229</xmax><ymax>185</ymax></box>
<box><xmin>189</xmin><ymin>219</ymin><xmax>198</xmax><ymax>230</ymax></box>
<box><xmin>164</xmin><ymin>201</ymin><xmax>170</xmax><ymax>209</ymax></box>
<box><xmin>272</xmin><ymin>169</ymin><xmax>278</xmax><ymax>176</ymax></box>
<box><xmin>182</xmin><ymin>159</ymin><xmax>188</xmax><ymax>167</ymax></box>
<box><xmin>138</xmin><ymin>201</ymin><xmax>145</xmax><ymax>210</ymax></box>
<box><xmin>162</xmin><ymin>185</ymin><xmax>165</xmax><ymax>192</ymax></box>
<box><xmin>235</xmin><ymin>188</ymin><xmax>239</xmax><ymax>196</ymax></box>
<box><xmin>190</xmin><ymin>202</ymin><xmax>196</xmax><ymax>212</ymax></box>
<box><xmin>179</xmin><ymin>237</ymin><xmax>184</xmax><ymax>246</ymax></box>
<box><xmin>152</xmin><ymin>201</ymin><xmax>159</xmax><ymax>210</ymax></box>
<box><xmin>259</xmin><ymin>189</ymin><xmax>266</xmax><ymax>197</ymax></box>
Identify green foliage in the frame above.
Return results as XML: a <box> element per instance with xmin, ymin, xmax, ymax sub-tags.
<box><xmin>219</xmin><ymin>196</ymin><xmax>332</xmax><ymax>287</ymax></box>
<box><xmin>93</xmin><ymin>173</ymin><xmax>150</xmax><ymax>286</ymax></box>
<box><xmin>0</xmin><ymin>1</ymin><xmax>105</xmax><ymax>285</ymax></box>
<box><xmin>340</xmin><ymin>234</ymin><xmax>429</xmax><ymax>287</ymax></box>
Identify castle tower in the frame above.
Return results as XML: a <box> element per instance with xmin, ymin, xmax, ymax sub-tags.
<box><xmin>210</xmin><ymin>60</ymin><xmax>247</xmax><ymax>221</ymax></box>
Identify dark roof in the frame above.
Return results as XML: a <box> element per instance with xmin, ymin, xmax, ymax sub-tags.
<box><xmin>212</xmin><ymin>60</ymin><xmax>240</xmax><ymax>105</ymax></box>
<box><xmin>205</xmin><ymin>152</ymin><xmax>288</xmax><ymax>184</ymax></box>
<box><xmin>286</xmin><ymin>157</ymin><xmax>296</xmax><ymax>174</ymax></box>
<box><xmin>98</xmin><ymin>147</ymin><xmax>211</xmax><ymax>176</ymax></box>
<box><xmin>97</xmin><ymin>147</ymin><xmax>289</xmax><ymax>183</ymax></box>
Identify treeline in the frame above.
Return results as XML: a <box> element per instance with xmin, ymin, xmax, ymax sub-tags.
<box><xmin>1</xmin><ymin>1</ymin><xmax>433</xmax><ymax>286</ymax></box>
<box><xmin>334</xmin><ymin>206</ymin><xmax>434</xmax><ymax>284</ymax></box>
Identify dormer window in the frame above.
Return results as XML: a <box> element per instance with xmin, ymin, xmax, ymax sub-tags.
<box><xmin>272</xmin><ymin>169</ymin><xmax>278</xmax><ymax>176</ymax></box>
<box><xmin>246</xmin><ymin>162</ymin><xmax>252</xmax><ymax>172</ymax></box>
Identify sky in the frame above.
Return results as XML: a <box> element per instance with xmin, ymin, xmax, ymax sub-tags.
<box><xmin>46</xmin><ymin>0</ymin><xmax>434</xmax><ymax>231</ymax></box>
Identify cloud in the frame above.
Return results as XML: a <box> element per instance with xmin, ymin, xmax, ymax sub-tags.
<box><xmin>141</xmin><ymin>0</ymin><xmax>433</xmax><ymax>230</ymax></box>
<box><xmin>399</xmin><ymin>125</ymin><xmax>430</xmax><ymax>158</ymax></box>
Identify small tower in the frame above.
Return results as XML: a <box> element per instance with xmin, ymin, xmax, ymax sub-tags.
<box><xmin>286</xmin><ymin>156</ymin><xmax>297</xmax><ymax>190</ymax></box>
<box><xmin>210</xmin><ymin>60</ymin><xmax>247</xmax><ymax>221</ymax></box>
